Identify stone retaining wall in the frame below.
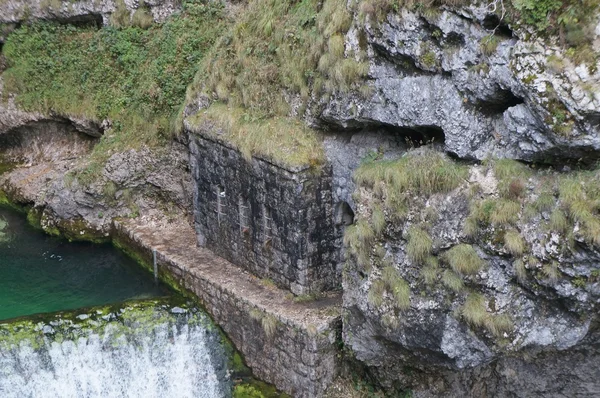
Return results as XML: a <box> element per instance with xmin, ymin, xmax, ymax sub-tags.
<box><xmin>189</xmin><ymin>132</ymin><xmax>340</xmax><ymax>295</ymax></box>
<box><xmin>113</xmin><ymin>218</ymin><xmax>341</xmax><ymax>398</ymax></box>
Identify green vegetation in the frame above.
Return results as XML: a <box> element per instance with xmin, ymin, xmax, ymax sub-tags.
<box><xmin>480</xmin><ymin>35</ymin><xmax>501</xmax><ymax>56</ymax></box>
<box><xmin>441</xmin><ymin>269</ymin><xmax>464</xmax><ymax>292</ymax></box>
<box><xmin>196</xmin><ymin>0</ymin><xmax>368</xmax><ymax>119</ymax></box>
<box><xmin>382</xmin><ymin>266</ymin><xmax>411</xmax><ymax>310</ymax></box>
<box><xmin>461</xmin><ymin>293</ymin><xmax>512</xmax><ymax>338</ymax></box>
<box><xmin>504</xmin><ymin>230</ymin><xmax>526</xmax><ymax>256</ymax></box>
<box><xmin>406</xmin><ymin>226</ymin><xmax>432</xmax><ymax>264</ymax></box>
<box><xmin>510</xmin><ymin>0</ymin><xmax>600</xmax><ymax>66</ymax></box>
<box><xmin>369</xmin><ymin>267</ymin><xmax>410</xmax><ymax>310</ymax></box>
<box><xmin>371</xmin><ymin>206</ymin><xmax>386</xmax><ymax>236</ymax></box>
<box><xmin>354</xmin><ymin>149</ymin><xmax>467</xmax><ymax>220</ymax></box>
<box><xmin>513</xmin><ymin>259</ymin><xmax>527</xmax><ymax>282</ymax></box>
<box><xmin>189</xmin><ymin>103</ymin><xmax>324</xmax><ymax>168</ymax></box>
<box><xmin>3</xmin><ymin>0</ymin><xmax>226</xmax><ymax>182</ymax></box>
<box><xmin>542</xmin><ymin>261</ymin><xmax>560</xmax><ymax>282</ymax></box>
<box><xmin>445</xmin><ymin>244</ymin><xmax>485</xmax><ymax>276</ymax></box>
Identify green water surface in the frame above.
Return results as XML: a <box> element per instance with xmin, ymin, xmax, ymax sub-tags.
<box><xmin>0</xmin><ymin>206</ymin><xmax>168</xmax><ymax>321</ymax></box>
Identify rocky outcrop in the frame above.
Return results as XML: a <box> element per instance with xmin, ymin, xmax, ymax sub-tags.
<box><xmin>0</xmin><ymin>0</ymin><xmax>179</xmax><ymax>27</ymax></box>
<box><xmin>340</xmin><ymin>146</ymin><xmax>600</xmax><ymax>396</ymax></box>
<box><xmin>319</xmin><ymin>4</ymin><xmax>600</xmax><ymax>164</ymax></box>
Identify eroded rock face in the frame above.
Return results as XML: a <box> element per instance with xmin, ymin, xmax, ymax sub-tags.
<box><xmin>341</xmin><ymin>149</ymin><xmax>600</xmax><ymax>396</ymax></box>
<box><xmin>0</xmin><ymin>0</ymin><xmax>180</xmax><ymax>27</ymax></box>
<box><xmin>319</xmin><ymin>5</ymin><xmax>600</xmax><ymax>164</ymax></box>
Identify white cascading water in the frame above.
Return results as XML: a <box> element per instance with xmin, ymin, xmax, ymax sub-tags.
<box><xmin>0</xmin><ymin>302</ymin><xmax>231</xmax><ymax>398</ymax></box>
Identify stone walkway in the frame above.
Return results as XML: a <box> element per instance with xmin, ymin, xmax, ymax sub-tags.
<box><xmin>114</xmin><ymin>216</ymin><xmax>342</xmax><ymax>397</ymax></box>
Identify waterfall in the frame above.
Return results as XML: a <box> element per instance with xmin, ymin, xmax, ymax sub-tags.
<box><xmin>0</xmin><ymin>300</ymin><xmax>232</xmax><ymax>398</ymax></box>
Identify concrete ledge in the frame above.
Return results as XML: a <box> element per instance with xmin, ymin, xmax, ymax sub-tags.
<box><xmin>113</xmin><ymin>218</ymin><xmax>342</xmax><ymax>398</ymax></box>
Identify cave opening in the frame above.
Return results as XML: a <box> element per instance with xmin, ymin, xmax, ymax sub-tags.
<box><xmin>335</xmin><ymin>201</ymin><xmax>355</xmax><ymax>227</ymax></box>
<box><xmin>379</xmin><ymin>123</ymin><xmax>446</xmax><ymax>148</ymax></box>
<box><xmin>482</xmin><ymin>14</ymin><xmax>514</xmax><ymax>38</ymax></box>
<box><xmin>477</xmin><ymin>89</ymin><xmax>525</xmax><ymax>114</ymax></box>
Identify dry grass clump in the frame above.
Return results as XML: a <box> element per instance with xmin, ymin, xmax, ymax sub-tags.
<box><xmin>196</xmin><ymin>0</ymin><xmax>368</xmax><ymax>119</ymax></box>
<box><xmin>354</xmin><ymin>148</ymin><xmax>467</xmax><ymax>197</ymax></box>
<box><xmin>369</xmin><ymin>266</ymin><xmax>411</xmax><ymax>310</ymax></box>
<box><xmin>504</xmin><ymin>230</ymin><xmax>526</xmax><ymax>256</ymax></box>
<box><xmin>493</xmin><ymin>159</ymin><xmax>531</xmax><ymax>199</ymax></box>
<box><xmin>549</xmin><ymin>209</ymin><xmax>569</xmax><ymax>233</ymax></box>
<box><xmin>445</xmin><ymin>244</ymin><xmax>485</xmax><ymax>275</ymax></box>
<box><xmin>382</xmin><ymin>266</ymin><xmax>411</xmax><ymax>310</ymax></box>
<box><xmin>441</xmin><ymin>269</ymin><xmax>464</xmax><ymax>292</ymax></box>
<box><xmin>534</xmin><ymin>192</ymin><xmax>556</xmax><ymax>212</ymax></box>
<box><xmin>344</xmin><ymin>219</ymin><xmax>375</xmax><ymax>272</ymax></box>
<box><xmin>191</xmin><ymin>103</ymin><xmax>324</xmax><ymax>168</ymax></box>
<box><xmin>542</xmin><ymin>261</ymin><xmax>560</xmax><ymax>282</ymax></box>
<box><xmin>371</xmin><ymin>206</ymin><xmax>386</xmax><ymax>236</ymax></box>
<box><xmin>406</xmin><ymin>226</ymin><xmax>432</xmax><ymax>264</ymax></box>
<box><xmin>461</xmin><ymin>293</ymin><xmax>512</xmax><ymax>338</ymax></box>
<box><xmin>421</xmin><ymin>256</ymin><xmax>439</xmax><ymax>285</ymax></box>
<box><xmin>489</xmin><ymin>199</ymin><xmax>521</xmax><ymax>225</ymax></box>
<box><xmin>513</xmin><ymin>259</ymin><xmax>527</xmax><ymax>282</ymax></box>
<box><xmin>558</xmin><ymin>174</ymin><xmax>600</xmax><ymax>245</ymax></box>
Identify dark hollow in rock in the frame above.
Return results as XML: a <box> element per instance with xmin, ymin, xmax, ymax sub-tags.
<box><xmin>476</xmin><ymin>89</ymin><xmax>525</xmax><ymax>114</ymax></box>
<box><xmin>334</xmin><ymin>201</ymin><xmax>354</xmax><ymax>226</ymax></box>
<box><xmin>482</xmin><ymin>14</ymin><xmax>514</xmax><ymax>38</ymax></box>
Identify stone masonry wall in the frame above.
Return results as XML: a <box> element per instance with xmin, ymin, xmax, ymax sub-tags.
<box><xmin>189</xmin><ymin>132</ymin><xmax>339</xmax><ymax>295</ymax></box>
<box><xmin>112</xmin><ymin>219</ymin><xmax>341</xmax><ymax>398</ymax></box>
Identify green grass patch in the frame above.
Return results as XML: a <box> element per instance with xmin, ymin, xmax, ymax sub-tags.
<box><xmin>189</xmin><ymin>103</ymin><xmax>324</xmax><ymax>168</ymax></box>
<box><xmin>406</xmin><ymin>226</ymin><xmax>432</xmax><ymax>264</ymax></box>
<box><xmin>193</xmin><ymin>0</ymin><xmax>368</xmax><ymax>119</ymax></box>
<box><xmin>504</xmin><ymin>230</ymin><xmax>526</xmax><ymax>256</ymax></box>
<box><xmin>445</xmin><ymin>244</ymin><xmax>485</xmax><ymax>275</ymax></box>
<box><xmin>2</xmin><ymin>0</ymin><xmax>226</xmax><ymax>182</ymax></box>
<box><xmin>354</xmin><ymin>149</ymin><xmax>467</xmax><ymax>209</ymax></box>
<box><xmin>461</xmin><ymin>293</ymin><xmax>512</xmax><ymax>338</ymax></box>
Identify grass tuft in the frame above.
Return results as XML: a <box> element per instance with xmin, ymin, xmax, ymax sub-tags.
<box><xmin>368</xmin><ymin>279</ymin><xmax>386</xmax><ymax>308</ymax></box>
<box><xmin>542</xmin><ymin>261</ymin><xmax>560</xmax><ymax>282</ymax></box>
<box><xmin>406</xmin><ymin>226</ymin><xmax>432</xmax><ymax>264</ymax></box>
<box><xmin>513</xmin><ymin>259</ymin><xmax>527</xmax><ymax>282</ymax></box>
<box><xmin>441</xmin><ymin>269</ymin><xmax>464</xmax><ymax>292</ymax></box>
<box><xmin>445</xmin><ymin>244</ymin><xmax>484</xmax><ymax>275</ymax></box>
<box><xmin>504</xmin><ymin>230</ymin><xmax>526</xmax><ymax>256</ymax></box>
<box><xmin>381</xmin><ymin>266</ymin><xmax>411</xmax><ymax>310</ymax></box>
<box><xmin>371</xmin><ymin>206</ymin><xmax>386</xmax><ymax>236</ymax></box>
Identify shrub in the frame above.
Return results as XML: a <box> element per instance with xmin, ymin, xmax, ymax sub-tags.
<box><xmin>406</xmin><ymin>226</ymin><xmax>432</xmax><ymax>264</ymax></box>
<box><xmin>504</xmin><ymin>230</ymin><xmax>526</xmax><ymax>256</ymax></box>
<box><xmin>445</xmin><ymin>244</ymin><xmax>485</xmax><ymax>275</ymax></box>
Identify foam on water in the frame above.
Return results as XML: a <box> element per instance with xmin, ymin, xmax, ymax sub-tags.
<box><xmin>0</xmin><ymin>301</ymin><xmax>232</xmax><ymax>398</ymax></box>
